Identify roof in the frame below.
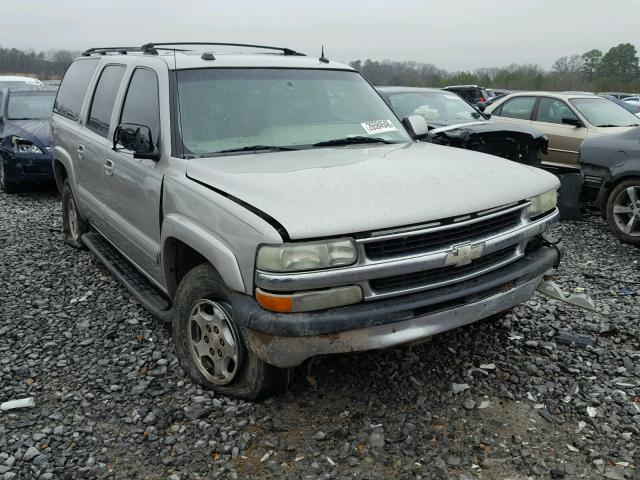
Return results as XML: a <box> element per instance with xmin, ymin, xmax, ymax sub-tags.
<box><xmin>78</xmin><ymin>44</ymin><xmax>354</xmax><ymax>71</ymax></box>
<box><xmin>497</xmin><ymin>91</ymin><xmax>601</xmax><ymax>100</ymax></box>
<box><xmin>0</xmin><ymin>75</ymin><xmax>42</xmax><ymax>85</ymax></box>
<box><xmin>376</xmin><ymin>86</ymin><xmax>445</xmax><ymax>94</ymax></box>
<box><xmin>7</xmin><ymin>85</ymin><xmax>58</xmax><ymax>93</ymax></box>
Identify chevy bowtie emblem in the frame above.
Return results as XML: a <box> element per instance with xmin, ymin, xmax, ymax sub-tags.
<box><xmin>444</xmin><ymin>242</ymin><xmax>485</xmax><ymax>267</ymax></box>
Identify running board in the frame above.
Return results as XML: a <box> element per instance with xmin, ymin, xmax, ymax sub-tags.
<box><xmin>82</xmin><ymin>232</ymin><xmax>173</xmax><ymax>322</ymax></box>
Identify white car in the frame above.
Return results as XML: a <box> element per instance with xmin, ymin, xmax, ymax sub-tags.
<box><xmin>0</xmin><ymin>75</ymin><xmax>43</xmax><ymax>88</ymax></box>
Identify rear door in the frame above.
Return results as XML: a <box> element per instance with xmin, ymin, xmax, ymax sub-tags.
<box><xmin>100</xmin><ymin>66</ymin><xmax>165</xmax><ymax>283</ymax></box>
<box><xmin>75</xmin><ymin>64</ymin><xmax>127</xmax><ymax>229</ymax></box>
<box><xmin>531</xmin><ymin>96</ymin><xmax>586</xmax><ymax>169</ymax></box>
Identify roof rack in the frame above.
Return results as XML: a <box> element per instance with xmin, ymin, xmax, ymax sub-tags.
<box><xmin>141</xmin><ymin>42</ymin><xmax>305</xmax><ymax>56</ymax></box>
<box><xmin>82</xmin><ymin>43</ymin><xmax>305</xmax><ymax>57</ymax></box>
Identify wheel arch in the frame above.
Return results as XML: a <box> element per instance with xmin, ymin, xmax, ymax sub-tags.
<box><xmin>161</xmin><ymin>215</ymin><xmax>245</xmax><ymax>299</ymax></box>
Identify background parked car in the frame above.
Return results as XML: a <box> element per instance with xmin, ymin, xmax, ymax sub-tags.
<box><xmin>486</xmin><ymin>92</ymin><xmax>640</xmax><ymax>170</ymax></box>
<box><xmin>443</xmin><ymin>84</ymin><xmax>492</xmax><ymax>106</ymax></box>
<box><xmin>378</xmin><ymin>86</ymin><xmax>547</xmax><ymax>165</ymax></box>
<box><xmin>0</xmin><ymin>75</ymin><xmax>43</xmax><ymax>88</ymax></box>
<box><xmin>598</xmin><ymin>91</ymin><xmax>637</xmax><ymax>100</ymax></box>
<box><xmin>0</xmin><ymin>85</ymin><xmax>56</xmax><ymax>192</ymax></box>
<box><xmin>599</xmin><ymin>94</ymin><xmax>640</xmax><ymax>117</ymax></box>
<box><xmin>580</xmin><ymin>127</ymin><xmax>640</xmax><ymax>245</ymax></box>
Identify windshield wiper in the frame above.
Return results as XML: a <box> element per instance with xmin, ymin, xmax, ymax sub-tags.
<box><xmin>215</xmin><ymin>145</ymin><xmax>298</xmax><ymax>154</ymax></box>
<box><xmin>596</xmin><ymin>124</ymin><xmax>624</xmax><ymax>127</ymax></box>
<box><xmin>312</xmin><ymin>136</ymin><xmax>398</xmax><ymax>147</ymax></box>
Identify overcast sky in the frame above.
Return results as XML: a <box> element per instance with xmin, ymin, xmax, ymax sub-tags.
<box><xmin>3</xmin><ymin>0</ymin><xmax>638</xmax><ymax>71</ymax></box>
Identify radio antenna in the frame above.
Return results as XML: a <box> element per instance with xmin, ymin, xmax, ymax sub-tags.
<box><xmin>319</xmin><ymin>45</ymin><xmax>329</xmax><ymax>64</ymax></box>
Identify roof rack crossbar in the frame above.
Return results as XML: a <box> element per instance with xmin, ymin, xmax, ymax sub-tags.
<box><xmin>140</xmin><ymin>42</ymin><xmax>305</xmax><ymax>56</ymax></box>
<box><xmin>82</xmin><ymin>46</ymin><xmax>188</xmax><ymax>56</ymax></box>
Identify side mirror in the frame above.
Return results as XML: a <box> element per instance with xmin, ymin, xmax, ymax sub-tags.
<box><xmin>402</xmin><ymin>115</ymin><xmax>430</xmax><ymax>140</ymax></box>
<box><xmin>562</xmin><ymin>117</ymin><xmax>583</xmax><ymax>128</ymax></box>
<box><xmin>113</xmin><ymin>123</ymin><xmax>160</xmax><ymax>160</ymax></box>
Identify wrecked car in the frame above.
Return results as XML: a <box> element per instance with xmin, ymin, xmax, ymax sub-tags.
<box><xmin>580</xmin><ymin>127</ymin><xmax>640</xmax><ymax>246</ymax></box>
<box><xmin>0</xmin><ymin>85</ymin><xmax>57</xmax><ymax>192</ymax></box>
<box><xmin>53</xmin><ymin>42</ymin><xmax>561</xmax><ymax>400</ymax></box>
<box><xmin>378</xmin><ymin>86</ymin><xmax>548</xmax><ymax>165</ymax></box>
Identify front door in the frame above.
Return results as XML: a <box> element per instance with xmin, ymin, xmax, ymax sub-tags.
<box><xmin>531</xmin><ymin>97</ymin><xmax>586</xmax><ymax>169</ymax></box>
<box><xmin>101</xmin><ymin>67</ymin><xmax>164</xmax><ymax>284</ymax></box>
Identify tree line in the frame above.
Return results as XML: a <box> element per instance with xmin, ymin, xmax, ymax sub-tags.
<box><xmin>0</xmin><ymin>47</ymin><xmax>79</xmax><ymax>79</ymax></box>
<box><xmin>0</xmin><ymin>42</ymin><xmax>638</xmax><ymax>92</ymax></box>
<box><xmin>351</xmin><ymin>43</ymin><xmax>640</xmax><ymax>92</ymax></box>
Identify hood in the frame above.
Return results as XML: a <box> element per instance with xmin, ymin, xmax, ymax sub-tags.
<box><xmin>186</xmin><ymin>142</ymin><xmax>559</xmax><ymax>239</ymax></box>
<box><xmin>2</xmin><ymin>119</ymin><xmax>52</xmax><ymax>147</ymax></box>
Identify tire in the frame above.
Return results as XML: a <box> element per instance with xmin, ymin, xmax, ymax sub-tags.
<box><xmin>0</xmin><ymin>158</ymin><xmax>18</xmax><ymax>193</ymax></box>
<box><xmin>605</xmin><ymin>179</ymin><xmax>640</xmax><ymax>247</ymax></box>
<box><xmin>172</xmin><ymin>263</ymin><xmax>289</xmax><ymax>400</ymax></box>
<box><xmin>62</xmin><ymin>179</ymin><xmax>89</xmax><ymax>248</ymax></box>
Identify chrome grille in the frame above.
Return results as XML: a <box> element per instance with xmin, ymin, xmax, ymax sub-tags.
<box><xmin>370</xmin><ymin>247</ymin><xmax>516</xmax><ymax>294</ymax></box>
<box><xmin>364</xmin><ymin>208</ymin><xmax>523</xmax><ymax>260</ymax></box>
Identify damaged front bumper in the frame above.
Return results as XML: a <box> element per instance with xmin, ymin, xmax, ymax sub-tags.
<box><xmin>234</xmin><ymin>245</ymin><xmax>560</xmax><ymax>368</ymax></box>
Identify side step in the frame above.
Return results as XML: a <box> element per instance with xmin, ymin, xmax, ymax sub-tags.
<box><xmin>82</xmin><ymin>232</ymin><xmax>173</xmax><ymax>322</ymax></box>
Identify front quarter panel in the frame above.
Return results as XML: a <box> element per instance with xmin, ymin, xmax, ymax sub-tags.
<box><xmin>161</xmin><ymin>173</ymin><xmax>284</xmax><ymax>297</ymax></box>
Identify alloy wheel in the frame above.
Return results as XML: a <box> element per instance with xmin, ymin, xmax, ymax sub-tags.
<box><xmin>67</xmin><ymin>196</ymin><xmax>81</xmax><ymax>240</ymax></box>
<box><xmin>612</xmin><ymin>185</ymin><xmax>640</xmax><ymax>237</ymax></box>
<box><xmin>188</xmin><ymin>299</ymin><xmax>241</xmax><ymax>385</ymax></box>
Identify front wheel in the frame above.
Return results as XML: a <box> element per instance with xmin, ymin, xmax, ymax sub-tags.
<box><xmin>606</xmin><ymin>179</ymin><xmax>640</xmax><ymax>247</ymax></box>
<box><xmin>172</xmin><ymin>263</ymin><xmax>289</xmax><ymax>400</ymax></box>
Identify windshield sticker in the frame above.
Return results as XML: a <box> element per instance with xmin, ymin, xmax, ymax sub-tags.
<box><xmin>361</xmin><ymin>119</ymin><xmax>398</xmax><ymax>135</ymax></box>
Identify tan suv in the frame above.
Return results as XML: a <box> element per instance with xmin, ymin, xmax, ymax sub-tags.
<box><xmin>486</xmin><ymin>92</ymin><xmax>640</xmax><ymax>169</ymax></box>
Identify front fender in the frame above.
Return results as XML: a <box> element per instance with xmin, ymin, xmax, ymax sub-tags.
<box><xmin>52</xmin><ymin>145</ymin><xmax>76</xmax><ymax>194</ymax></box>
<box><xmin>161</xmin><ymin>213</ymin><xmax>245</xmax><ymax>296</ymax></box>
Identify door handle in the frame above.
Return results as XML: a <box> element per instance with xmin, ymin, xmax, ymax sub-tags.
<box><xmin>104</xmin><ymin>159</ymin><xmax>114</xmax><ymax>176</ymax></box>
<box><xmin>77</xmin><ymin>144</ymin><xmax>85</xmax><ymax>160</ymax></box>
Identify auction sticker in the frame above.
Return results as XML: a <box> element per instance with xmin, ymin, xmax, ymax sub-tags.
<box><xmin>361</xmin><ymin>119</ymin><xmax>398</xmax><ymax>135</ymax></box>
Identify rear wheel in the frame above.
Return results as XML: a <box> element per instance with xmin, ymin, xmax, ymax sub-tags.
<box><xmin>62</xmin><ymin>179</ymin><xmax>89</xmax><ymax>248</ymax></box>
<box><xmin>0</xmin><ymin>159</ymin><xmax>18</xmax><ymax>193</ymax></box>
<box><xmin>172</xmin><ymin>263</ymin><xmax>289</xmax><ymax>400</ymax></box>
<box><xmin>606</xmin><ymin>179</ymin><xmax>640</xmax><ymax>246</ymax></box>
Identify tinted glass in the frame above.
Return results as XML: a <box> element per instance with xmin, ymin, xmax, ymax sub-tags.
<box><xmin>499</xmin><ymin>96</ymin><xmax>536</xmax><ymax>120</ymax></box>
<box><xmin>7</xmin><ymin>91</ymin><xmax>57</xmax><ymax>120</ymax></box>
<box><xmin>387</xmin><ymin>91</ymin><xmax>482</xmax><ymax>125</ymax></box>
<box><xmin>53</xmin><ymin>59</ymin><xmax>99</xmax><ymax>120</ymax></box>
<box><xmin>177</xmin><ymin>68</ymin><xmax>410</xmax><ymax>156</ymax></box>
<box><xmin>87</xmin><ymin>65</ymin><xmax>126</xmax><ymax>137</ymax></box>
<box><xmin>120</xmin><ymin>68</ymin><xmax>160</xmax><ymax>143</ymax></box>
<box><xmin>535</xmin><ymin>97</ymin><xmax>577</xmax><ymax>124</ymax></box>
<box><xmin>570</xmin><ymin>98</ymin><xmax>640</xmax><ymax>127</ymax></box>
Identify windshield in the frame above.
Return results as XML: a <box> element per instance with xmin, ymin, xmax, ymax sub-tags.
<box><xmin>7</xmin><ymin>91</ymin><xmax>56</xmax><ymax>120</ymax></box>
<box><xmin>569</xmin><ymin>98</ymin><xmax>640</xmax><ymax>127</ymax></box>
<box><xmin>386</xmin><ymin>91</ymin><xmax>483</xmax><ymax>125</ymax></box>
<box><xmin>176</xmin><ymin>68</ymin><xmax>410</xmax><ymax>156</ymax></box>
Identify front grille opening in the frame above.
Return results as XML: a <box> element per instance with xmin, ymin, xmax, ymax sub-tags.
<box><xmin>370</xmin><ymin>247</ymin><xmax>516</xmax><ymax>294</ymax></box>
<box><xmin>365</xmin><ymin>209</ymin><xmax>522</xmax><ymax>260</ymax></box>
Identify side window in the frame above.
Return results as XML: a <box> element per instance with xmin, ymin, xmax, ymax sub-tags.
<box><xmin>535</xmin><ymin>97</ymin><xmax>578</xmax><ymax>124</ymax></box>
<box><xmin>499</xmin><ymin>96</ymin><xmax>537</xmax><ymax>120</ymax></box>
<box><xmin>87</xmin><ymin>65</ymin><xmax>126</xmax><ymax>137</ymax></box>
<box><xmin>119</xmin><ymin>68</ymin><xmax>160</xmax><ymax>144</ymax></box>
<box><xmin>53</xmin><ymin>59</ymin><xmax>100</xmax><ymax>120</ymax></box>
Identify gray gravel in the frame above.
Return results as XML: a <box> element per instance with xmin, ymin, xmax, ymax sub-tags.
<box><xmin>1</xmin><ymin>187</ymin><xmax>639</xmax><ymax>479</ymax></box>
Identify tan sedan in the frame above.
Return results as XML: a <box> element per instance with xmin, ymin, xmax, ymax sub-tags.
<box><xmin>486</xmin><ymin>92</ymin><xmax>640</xmax><ymax>169</ymax></box>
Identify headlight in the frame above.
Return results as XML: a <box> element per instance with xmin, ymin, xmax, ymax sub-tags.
<box><xmin>528</xmin><ymin>190</ymin><xmax>557</xmax><ymax>219</ymax></box>
<box><xmin>12</xmin><ymin>136</ymin><xmax>45</xmax><ymax>154</ymax></box>
<box><xmin>256</xmin><ymin>238</ymin><xmax>357</xmax><ymax>272</ymax></box>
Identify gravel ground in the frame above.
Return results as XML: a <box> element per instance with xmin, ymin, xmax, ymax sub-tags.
<box><xmin>1</xmin><ymin>187</ymin><xmax>639</xmax><ymax>480</ymax></box>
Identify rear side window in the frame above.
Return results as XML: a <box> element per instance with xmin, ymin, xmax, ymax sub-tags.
<box><xmin>119</xmin><ymin>68</ymin><xmax>160</xmax><ymax>144</ymax></box>
<box><xmin>54</xmin><ymin>59</ymin><xmax>99</xmax><ymax>120</ymax></box>
<box><xmin>498</xmin><ymin>96</ymin><xmax>537</xmax><ymax>120</ymax></box>
<box><xmin>87</xmin><ymin>65</ymin><xmax>126</xmax><ymax>137</ymax></box>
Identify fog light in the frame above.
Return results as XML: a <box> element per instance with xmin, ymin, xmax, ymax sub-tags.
<box><xmin>256</xmin><ymin>285</ymin><xmax>363</xmax><ymax>313</ymax></box>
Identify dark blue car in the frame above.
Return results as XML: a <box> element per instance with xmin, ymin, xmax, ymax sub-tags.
<box><xmin>0</xmin><ymin>85</ymin><xmax>57</xmax><ymax>192</ymax></box>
